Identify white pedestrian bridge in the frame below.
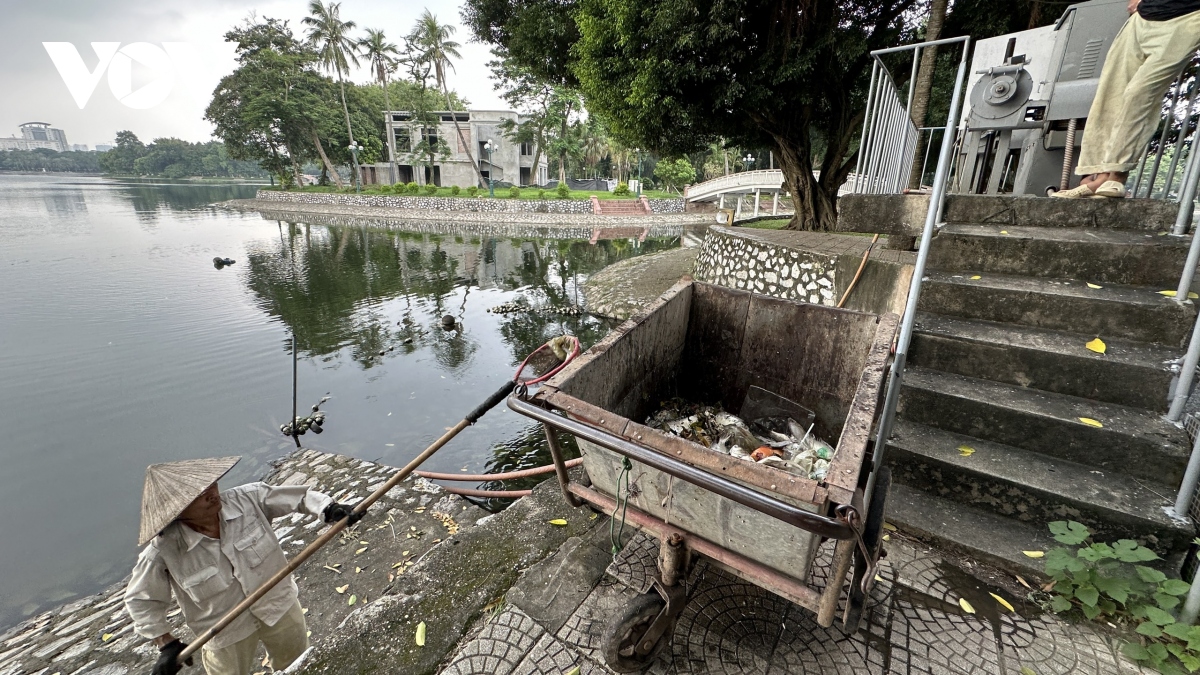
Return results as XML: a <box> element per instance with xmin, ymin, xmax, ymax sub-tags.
<box><xmin>684</xmin><ymin>169</ymin><xmax>859</xmax><ymax>219</ymax></box>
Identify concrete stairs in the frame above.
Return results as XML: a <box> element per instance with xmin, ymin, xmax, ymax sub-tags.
<box><xmin>596</xmin><ymin>199</ymin><xmax>650</xmax><ymax>215</ymax></box>
<box><xmin>885</xmin><ymin>199</ymin><xmax>1196</xmax><ymax>577</ymax></box>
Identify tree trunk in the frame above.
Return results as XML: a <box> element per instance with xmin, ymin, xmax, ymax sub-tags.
<box><xmin>310</xmin><ymin>128</ymin><xmax>345</xmax><ymax>189</ymax></box>
<box><xmin>338</xmin><ymin>76</ymin><xmax>359</xmax><ymax>190</ymax></box>
<box><xmin>775</xmin><ymin>142</ymin><xmax>839</xmax><ymax>231</ymax></box>
<box><xmin>530</xmin><ymin>142</ymin><xmax>543</xmax><ymax>187</ymax></box>
<box><xmin>440</xmin><ymin>80</ymin><xmax>487</xmax><ymax>188</ymax></box>
<box><xmin>382</xmin><ymin>80</ymin><xmax>396</xmax><ymax>186</ymax></box>
<box><xmin>906</xmin><ymin>0</ymin><xmax>949</xmax><ymax>189</ymax></box>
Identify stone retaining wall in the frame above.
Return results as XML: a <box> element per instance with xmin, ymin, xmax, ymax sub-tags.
<box><xmin>255</xmin><ymin>190</ymin><xmax>685</xmax><ymax>214</ymax></box>
<box><xmin>693</xmin><ymin>226</ymin><xmax>915</xmax><ymax>315</ymax></box>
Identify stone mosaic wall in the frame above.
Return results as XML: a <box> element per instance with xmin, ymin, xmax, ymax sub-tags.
<box><xmin>693</xmin><ymin>228</ymin><xmax>838</xmax><ymax>305</ymax></box>
<box><xmin>254</xmin><ymin>190</ymin><xmax>685</xmax><ymax>214</ymax></box>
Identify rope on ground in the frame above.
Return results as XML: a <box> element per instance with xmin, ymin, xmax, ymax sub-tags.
<box><xmin>438</xmin><ymin>486</ymin><xmax>532</xmax><ymax>499</ymax></box>
<box><xmin>416</xmin><ymin>458</ymin><xmax>584</xmax><ymax>482</ymax></box>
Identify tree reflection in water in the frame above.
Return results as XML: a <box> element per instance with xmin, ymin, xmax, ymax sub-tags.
<box><xmin>244</xmin><ymin>220</ymin><xmax>677</xmax><ymax>503</ymax></box>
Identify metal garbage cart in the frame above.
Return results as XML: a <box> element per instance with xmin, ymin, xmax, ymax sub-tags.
<box><xmin>509</xmin><ymin>279</ymin><xmax>898</xmax><ymax>672</ymax></box>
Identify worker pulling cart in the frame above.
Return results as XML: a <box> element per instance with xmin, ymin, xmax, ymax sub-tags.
<box><xmin>509</xmin><ymin>279</ymin><xmax>898</xmax><ymax>671</ymax></box>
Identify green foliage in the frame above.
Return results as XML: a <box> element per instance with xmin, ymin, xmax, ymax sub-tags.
<box><xmin>508</xmin><ymin>186</ymin><xmax>521</xmax><ymax>198</ymax></box>
<box><xmin>537</xmin><ymin>188</ymin><xmax>547</xmax><ymax>199</ymax></box>
<box><xmin>556</xmin><ymin>182</ymin><xmax>570</xmax><ymax>199</ymax></box>
<box><xmin>93</xmin><ymin>131</ymin><xmax>265</xmax><ymax>178</ymax></box>
<box><xmin>406</xmin><ymin>181</ymin><xmax>419</xmax><ymax>195</ymax></box>
<box><xmin>613</xmin><ymin>182</ymin><xmax>630</xmax><ymax>197</ymax></box>
<box><xmin>653</xmin><ymin>158</ymin><xmax>697</xmax><ymax>194</ymax></box>
<box><xmin>423</xmin><ymin>183</ymin><xmax>439</xmax><ymax>195</ymax></box>
<box><xmin>467</xmin><ymin>185</ymin><xmax>479</xmax><ymax>197</ymax></box>
<box><xmin>450</xmin><ymin>185</ymin><xmax>461</xmax><ymax>195</ymax></box>
<box><xmin>1044</xmin><ymin>521</ymin><xmax>1196</xmax><ymax>673</ymax></box>
<box><xmin>0</xmin><ymin>148</ymin><xmax>102</xmax><ymax>173</ymax></box>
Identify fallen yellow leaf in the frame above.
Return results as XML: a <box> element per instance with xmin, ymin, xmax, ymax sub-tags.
<box><xmin>548</xmin><ymin>519</ymin><xmax>568</xmax><ymax>526</ymax></box>
<box><xmin>882</xmin><ymin>534</ymin><xmax>890</xmax><ymax>541</ymax></box>
<box><xmin>392</xmin><ymin>562</ymin><xmax>404</xmax><ymax>569</ymax></box>
<box><xmin>990</xmin><ymin>593</ymin><xmax>1015</xmax><ymax>612</ymax></box>
<box><xmin>355</xmin><ymin>567</ymin><xmax>362</xmax><ymax>573</ymax></box>
<box><xmin>359</xmin><ymin>540</ymin><xmax>369</xmax><ymax>545</ymax></box>
<box><xmin>302</xmin><ymin>608</ymin><xmax>309</xmax><ymax>614</ymax></box>
<box><xmin>1021</xmin><ymin>668</ymin><xmax>1037</xmax><ymax>675</ymax></box>
<box><xmin>882</xmin><ymin>522</ymin><xmax>897</xmax><ymax>531</ymax></box>
<box><xmin>1078</xmin><ymin>417</ymin><xmax>1103</xmax><ymax>428</ymax></box>
<box><xmin>565</xmin><ymin>668</ymin><xmax>581</xmax><ymax>675</ymax></box>
<box><xmin>1015</xmin><ymin>575</ymin><xmax>1031</xmax><ymax>590</ymax></box>
<box><xmin>970</xmin><ymin>275</ymin><xmax>982</xmax><ymax>280</ymax></box>
<box><xmin>1158</xmin><ymin>290</ymin><xmax>1199</xmax><ymax>298</ymax></box>
<box><xmin>102</xmin><ymin>633</ymin><xmax>113</xmax><ymax>642</ymax></box>
<box><xmin>875</xmin><ymin>575</ymin><xmax>884</xmax><ymax>582</ymax></box>
<box><xmin>355</xmin><ymin>547</ymin><xmax>367</xmax><ymax>555</ymax></box>
<box><xmin>348</xmin><ymin>594</ymin><xmax>357</xmax><ymax>606</ymax></box>
<box><xmin>415</xmin><ymin>621</ymin><xmax>427</xmax><ymax>647</ymax></box>
<box><xmin>402</xmin><ymin>550</ymin><xmax>410</xmax><ymax>556</ymax></box>
<box><xmin>958</xmin><ymin>445</ymin><xmax>975</xmax><ymax>457</ymax></box>
<box><xmin>1086</xmin><ymin>283</ymin><xmax>1102</xmax><ymax>289</ymax></box>
<box><xmin>959</xmin><ymin>598</ymin><xmax>975</xmax><ymax>614</ymax></box>
<box><xmin>336</xmin><ymin>584</ymin><xmax>349</xmax><ymax>593</ymax></box>
<box><xmin>1085</xmin><ymin>338</ymin><xmax>1106</xmax><ymax>354</ymax></box>
<box><xmin>1022</xmin><ymin>550</ymin><xmax>1045</xmax><ymax>558</ymax></box>
<box><xmin>999</xmin><ymin>230</ymin><xmax>1009</xmax><ymax>235</ymax></box>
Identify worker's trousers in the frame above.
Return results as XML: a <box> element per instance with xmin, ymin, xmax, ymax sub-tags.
<box><xmin>200</xmin><ymin>601</ymin><xmax>309</xmax><ymax>675</ymax></box>
<box><xmin>1076</xmin><ymin>9</ymin><xmax>1200</xmax><ymax>176</ymax></box>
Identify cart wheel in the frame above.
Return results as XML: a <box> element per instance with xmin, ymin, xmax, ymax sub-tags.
<box><xmin>844</xmin><ymin>465</ymin><xmax>891</xmax><ymax>633</ymax></box>
<box><xmin>603</xmin><ymin>593</ymin><xmax>670</xmax><ymax>672</ymax></box>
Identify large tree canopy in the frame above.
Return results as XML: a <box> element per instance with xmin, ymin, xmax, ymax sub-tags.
<box><xmin>465</xmin><ymin>0</ymin><xmax>920</xmax><ymax>229</ymax></box>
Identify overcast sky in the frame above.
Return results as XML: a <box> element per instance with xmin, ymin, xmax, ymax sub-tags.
<box><xmin>0</xmin><ymin>0</ymin><xmax>504</xmax><ymax>148</ymax></box>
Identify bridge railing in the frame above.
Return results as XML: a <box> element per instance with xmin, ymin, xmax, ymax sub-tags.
<box><xmin>684</xmin><ymin>169</ymin><xmax>785</xmax><ymax>200</ymax></box>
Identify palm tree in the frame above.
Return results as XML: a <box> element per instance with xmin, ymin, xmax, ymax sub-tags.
<box><xmin>360</xmin><ymin>28</ymin><xmax>400</xmax><ymax>185</ymax></box>
<box><xmin>304</xmin><ymin>0</ymin><xmax>361</xmax><ymax>189</ymax></box>
<box><xmin>413</xmin><ymin>11</ymin><xmax>487</xmax><ymax>188</ymax></box>
<box><xmin>581</xmin><ymin>125</ymin><xmax>608</xmax><ymax>180</ymax></box>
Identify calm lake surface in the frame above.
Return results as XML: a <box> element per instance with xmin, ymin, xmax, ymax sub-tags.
<box><xmin>0</xmin><ymin>174</ymin><xmax>680</xmax><ymax>629</ymax></box>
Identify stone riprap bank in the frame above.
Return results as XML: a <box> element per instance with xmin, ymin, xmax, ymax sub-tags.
<box><xmin>693</xmin><ymin>226</ymin><xmax>915</xmax><ymax>315</ymax></box>
<box><xmin>254</xmin><ymin>190</ymin><xmax>685</xmax><ymax>214</ymax></box>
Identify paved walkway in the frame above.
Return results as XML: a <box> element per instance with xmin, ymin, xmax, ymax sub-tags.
<box><xmin>441</xmin><ymin>529</ymin><xmax>1152</xmax><ymax>675</ymax></box>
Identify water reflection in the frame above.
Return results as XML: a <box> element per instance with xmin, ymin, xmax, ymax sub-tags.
<box><xmin>245</xmin><ymin>221</ymin><xmax>676</xmax><ymax>370</ymax></box>
<box><xmin>110</xmin><ymin>180</ymin><xmax>262</xmax><ymax>217</ymax></box>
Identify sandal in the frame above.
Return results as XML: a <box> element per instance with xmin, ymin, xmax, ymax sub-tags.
<box><xmin>1094</xmin><ymin>180</ymin><xmax>1127</xmax><ymax>198</ymax></box>
<box><xmin>1050</xmin><ymin>184</ymin><xmax>1104</xmax><ymax>199</ymax></box>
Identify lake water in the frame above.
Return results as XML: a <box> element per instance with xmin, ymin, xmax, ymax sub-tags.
<box><xmin>0</xmin><ymin>174</ymin><xmax>680</xmax><ymax>630</ymax></box>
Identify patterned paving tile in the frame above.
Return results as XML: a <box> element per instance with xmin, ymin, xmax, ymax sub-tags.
<box><xmin>440</xmin><ymin>608</ymin><xmax>545</xmax><ymax>675</ymax></box>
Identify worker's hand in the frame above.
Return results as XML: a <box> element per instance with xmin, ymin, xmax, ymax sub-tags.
<box><xmin>152</xmin><ymin>639</ymin><xmax>193</xmax><ymax>675</ymax></box>
<box><xmin>323</xmin><ymin>502</ymin><xmax>364</xmax><ymax>526</ymax></box>
<box><xmin>1128</xmin><ymin>0</ymin><xmax>1140</xmax><ymax>13</ymax></box>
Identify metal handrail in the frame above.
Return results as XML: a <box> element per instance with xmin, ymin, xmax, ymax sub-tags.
<box><xmin>863</xmin><ymin>36</ymin><xmax>972</xmax><ymax>505</ymax></box>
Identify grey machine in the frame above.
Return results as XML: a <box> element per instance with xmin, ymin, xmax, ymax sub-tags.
<box><xmin>952</xmin><ymin>0</ymin><xmax>1128</xmax><ymax>196</ymax></box>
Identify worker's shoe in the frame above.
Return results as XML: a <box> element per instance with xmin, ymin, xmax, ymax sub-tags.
<box><xmin>1094</xmin><ymin>180</ymin><xmax>1128</xmax><ymax>198</ymax></box>
<box><xmin>1050</xmin><ymin>183</ymin><xmax>1103</xmax><ymax>199</ymax></box>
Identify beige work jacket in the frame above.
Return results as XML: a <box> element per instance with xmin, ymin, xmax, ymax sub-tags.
<box><xmin>124</xmin><ymin>483</ymin><xmax>332</xmax><ymax>649</ymax></box>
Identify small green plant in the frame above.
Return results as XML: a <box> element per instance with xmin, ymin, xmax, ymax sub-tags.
<box><xmin>406</xmin><ymin>181</ymin><xmax>419</xmax><ymax>195</ymax></box>
<box><xmin>508</xmin><ymin>186</ymin><xmax>521</xmax><ymax>198</ymax></box>
<box><xmin>613</xmin><ymin>182</ymin><xmax>631</xmax><ymax>196</ymax></box>
<box><xmin>538</xmin><ymin>188</ymin><xmax>547</xmax><ymax>199</ymax></box>
<box><xmin>451</xmin><ymin>185</ymin><xmax>461</xmax><ymax>196</ymax></box>
<box><xmin>1044</xmin><ymin>521</ymin><xmax>1197</xmax><ymax>672</ymax></box>
<box><xmin>424</xmin><ymin>183</ymin><xmax>439</xmax><ymax>195</ymax></box>
<box><xmin>467</xmin><ymin>185</ymin><xmax>479</xmax><ymax>197</ymax></box>
<box><xmin>556</xmin><ymin>183</ymin><xmax>570</xmax><ymax>199</ymax></box>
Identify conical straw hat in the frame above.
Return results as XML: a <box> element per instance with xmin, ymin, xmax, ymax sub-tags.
<box><xmin>138</xmin><ymin>456</ymin><xmax>240</xmax><ymax>545</ymax></box>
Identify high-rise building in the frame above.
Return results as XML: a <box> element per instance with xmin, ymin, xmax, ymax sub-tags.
<box><xmin>0</xmin><ymin>123</ymin><xmax>70</xmax><ymax>152</ymax></box>
<box><xmin>95</xmin><ymin>144</ymin><xmax>114</xmax><ymax>152</ymax></box>
<box><xmin>70</xmin><ymin>144</ymin><xmax>89</xmax><ymax>152</ymax></box>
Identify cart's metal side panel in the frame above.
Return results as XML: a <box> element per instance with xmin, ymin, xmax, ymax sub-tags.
<box><xmin>679</xmin><ymin>283</ymin><xmax>752</xmax><ymax>411</ymax></box>
<box><xmin>579</xmin><ymin>439</ymin><xmax>821</xmax><ymax>582</ymax></box>
<box><xmin>552</xmin><ymin>280</ymin><xmax>693</xmax><ymax>421</ymax></box>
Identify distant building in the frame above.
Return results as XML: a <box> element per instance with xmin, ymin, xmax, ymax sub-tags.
<box><xmin>70</xmin><ymin>144</ymin><xmax>89</xmax><ymax>152</ymax></box>
<box><xmin>369</xmin><ymin>110</ymin><xmax>548</xmax><ymax>187</ymax></box>
<box><xmin>0</xmin><ymin>122</ymin><xmax>70</xmax><ymax>152</ymax></box>
<box><xmin>95</xmin><ymin>144</ymin><xmax>114</xmax><ymax>152</ymax></box>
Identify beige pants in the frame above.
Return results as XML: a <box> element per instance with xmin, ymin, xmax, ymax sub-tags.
<box><xmin>200</xmin><ymin>601</ymin><xmax>309</xmax><ymax>675</ymax></box>
<box><xmin>1076</xmin><ymin>9</ymin><xmax>1200</xmax><ymax>175</ymax></box>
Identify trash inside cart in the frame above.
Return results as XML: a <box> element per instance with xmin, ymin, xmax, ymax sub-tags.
<box><xmin>508</xmin><ymin>279</ymin><xmax>899</xmax><ymax>672</ymax></box>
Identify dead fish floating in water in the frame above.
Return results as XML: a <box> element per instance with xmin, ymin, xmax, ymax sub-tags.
<box><xmin>212</xmin><ymin>257</ymin><xmax>236</xmax><ymax>269</ymax></box>
<box><xmin>487</xmin><ymin>302</ymin><xmax>585</xmax><ymax>317</ymax></box>
<box><xmin>646</xmin><ymin>398</ymin><xmax>834</xmax><ymax>481</ymax></box>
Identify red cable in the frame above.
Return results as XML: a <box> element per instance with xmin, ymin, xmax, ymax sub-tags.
<box><xmin>513</xmin><ymin>336</ymin><xmax>581</xmax><ymax>385</ymax></box>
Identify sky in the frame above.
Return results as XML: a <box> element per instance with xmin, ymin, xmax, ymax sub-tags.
<box><xmin>0</xmin><ymin>0</ymin><xmax>505</xmax><ymax>148</ymax></box>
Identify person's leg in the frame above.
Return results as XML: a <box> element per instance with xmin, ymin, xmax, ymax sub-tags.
<box><xmin>257</xmin><ymin>601</ymin><xmax>310</xmax><ymax>671</ymax></box>
<box><xmin>200</xmin><ymin>632</ymin><xmax>260</xmax><ymax>675</ymax></box>
<box><xmin>1074</xmin><ymin>15</ymin><xmax>1145</xmax><ymax>180</ymax></box>
<box><xmin>1102</xmin><ymin>11</ymin><xmax>1200</xmax><ymax>179</ymax></box>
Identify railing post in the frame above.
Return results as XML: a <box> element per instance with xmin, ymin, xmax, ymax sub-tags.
<box><xmin>867</xmin><ymin>38</ymin><xmax>971</xmax><ymax>503</ymax></box>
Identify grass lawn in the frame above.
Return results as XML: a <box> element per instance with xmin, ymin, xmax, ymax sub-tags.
<box><xmin>740</xmin><ymin>218</ymin><xmax>791</xmax><ymax>230</ymax></box>
<box><xmin>267</xmin><ymin>185</ymin><xmax>677</xmax><ymax>200</ymax></box>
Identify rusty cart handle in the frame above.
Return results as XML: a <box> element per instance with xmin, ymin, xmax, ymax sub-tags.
<box><xmin>507</xmin><ymin>396</ymin><xmax>857</xmax><ymax>541</ymax></box>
